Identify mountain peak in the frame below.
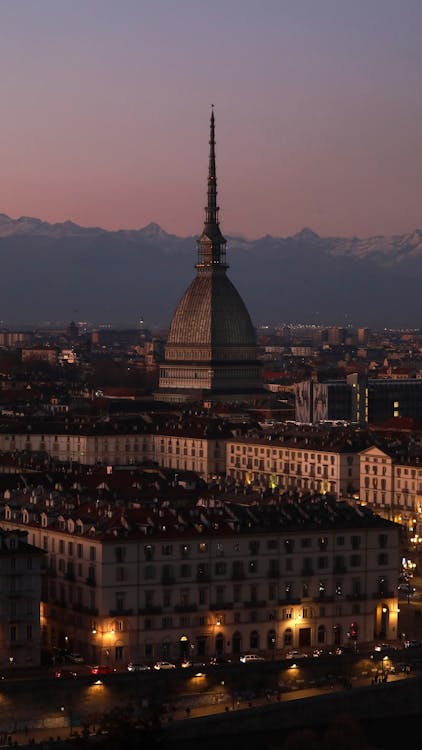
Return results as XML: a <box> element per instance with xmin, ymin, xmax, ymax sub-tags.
<box><xmin>293</xmin><ymin>227</ymin><xmax>320</xmax><ymax>241</ymax></box>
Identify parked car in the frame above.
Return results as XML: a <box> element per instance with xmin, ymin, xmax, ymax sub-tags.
<box><xmin>91</xmin><ymin>665</ymin><xmax>116</xmax><ymax>675</ymax></box>
<box><xmin>127</xmin><ymin>662</ymin><xmax>151</xmax><ymax>672</ymax></box>
<box><xmin>66</xmin><ymin>653</ymin><xmax>84</xmax><ymax>664</ymax></box>
<box><xmin>153</xmin><ymin>661</ymin><xmax>176</xmax><ymax>670</ymax></box>
<box><xmin>240</xmin><ymin>654</ymin><xmax>266</xmax><ymax>664</ymax></box>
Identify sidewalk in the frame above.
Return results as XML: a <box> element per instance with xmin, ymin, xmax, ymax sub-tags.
<box><xmin>5</xmin><ymin>669</ymin><xmax>412</xmax><ymax>747</ymax></box>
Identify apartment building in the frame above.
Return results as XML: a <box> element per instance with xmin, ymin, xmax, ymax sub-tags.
<box><xmin>0</xmin><ymin>495</ymin><xmax>399</xmax><ymax>665</ymax></box>
<box><xmin>226</xmin><ymin>435</ymin><xmax>362</xmax><ymax>497</ymax></box>
<box><xmin>360</xmin><ymin>445</ymin><xmax>422</xmax><ymax>535</ymax></box>
<box><xmin>0</xmin><ymin>418</ymin><xmax>230</xmax><ymax>476</ymax></box>
<box><xmin>0</xmin><ymin>528</ymin><xmax>43</xmax><ymax>667</ymax></box>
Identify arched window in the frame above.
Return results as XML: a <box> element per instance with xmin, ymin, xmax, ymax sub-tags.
<box><xmin>232</xmin><ymin>631</ymin><xmax>242</xmax><ymax>655</ymax></box>
<box><xmin>250</xmin><ymin>630</ymin><xmax>259</xmax><ymax>649</ymax></box>
<box><xmin>215</xmin><ymin>632</ymin><xmax>224</xmax><ymax>655</ymax></box>
<box><xmin>267</xmin><ymin>629</ymin><xmax>276</xmax><ymax>651</ymax></box>
<box><xmin>284</xmin><ymin>628</ymin><xmax>293</xmax><ymax>647</ymax></box>
<box><xmin>317</xmin><ymin>625</ymin><xmax>326</xmax><ymax>644</ymax></box>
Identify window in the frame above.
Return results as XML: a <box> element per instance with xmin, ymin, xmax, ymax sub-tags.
<box><xmin>198</xmin><ymin>543</ymin><xmax>207</xmax><ymax>554</ymax></box>
<box><xmin>144</xmin><ymin>545</ymin><xmax>154</xmax><ymax>561</ymax></box>
<box><xmin>351</xmin><ymin>536</ymin><xmax>361</xmax><ymax>550</ymax></box>
<box><xmin>144</xmin><ymin>565</ymin><xmax>156</xmax><ymax>580</ymax></box>
<box><xmin>115</xmin><ymin>547</ymin><xmax>126</xmax><ymax>563</ymax></box>
<box><xmin>378</xmin><ymin>553</ymin><xmax>388</xmax><ymax>565</ymax></box>
<box><xmin>89</xmin><ymin>546</ymin><xmax>96</xmax><ymax>561</ymax></box>
<box><xmin>248</xmin><ymin>560</ymin><xmax>258</xmax><ymax>573</ymax></box>
<box><xmin>162</xmin><ymin>544</ymin><xmax>173</xmax><ymax>556</ymax></box>
<box><xmin>215</xmin><ymin>561</ymin><xmax>226</xmax><ymax>575</ymax></box>
<box><xmin>378</xmin><ymin>534</ymin><xmax>388</xmax><ymax>549</ymax></box>
<box><xmin>301</xmin><ymin>538</ymin><xmax>311</xmax><ymax>548</ymax></box>
<box><xmin>180</xmin><ymin>564</ymin><xmax>191</xmax><ymax>578</ymax></box>
<box><xmin>336</xmin><ymin>536</ymin><xmax>345</xmax><ymax>546</ymax></box>
<box><xmin>77</xmin><ymin>544</ymin><xmax>83</xmax><ymax>559</ymax></box>
<box><xmin>284</xmin><ymin>539</ymin><xmax>295</xmax><ymax>554</ymax></box>
<box><xmin>350</xmin><ymin>555</ymin><xmax>361</xmax><ymax>567</ymax></box>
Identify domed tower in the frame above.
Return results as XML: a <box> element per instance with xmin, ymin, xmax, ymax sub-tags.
<box><xmin>158</xmin><ymin>109</ymin><xmax>262</xmax><ymax>403</ymax></box>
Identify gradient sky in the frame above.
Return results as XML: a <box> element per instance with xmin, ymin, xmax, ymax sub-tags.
<box><xmin>0</xmin><ymin>0</ymin><xmax>422</xmax><ymax>238</ymax></box>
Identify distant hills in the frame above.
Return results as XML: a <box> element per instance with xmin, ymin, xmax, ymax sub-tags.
<box><xmin>0</xmin><ymin>213</ymin><xmax>420</xmax><ymax>328</ymax></box>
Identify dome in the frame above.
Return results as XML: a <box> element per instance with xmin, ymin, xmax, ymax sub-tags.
<box><xmin>167</xmin><ymin>268</ymin><xmax>256</xmax><ymax>348</ymax></box>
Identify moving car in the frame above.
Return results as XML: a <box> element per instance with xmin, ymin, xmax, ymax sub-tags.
<box><xmin>91</xmin><ymin>665</ymin><xmax>116</xmax><ymax>675</ymax></box>
<box><xmin>127</xmin><ymin>662</ymin><xmax>151</xmax><ymax>672</ymax></box>
<box><xmin>240</xmin><ymin>654</ymin><xmax>266</xmax><ymax>664</ymax></box>
<box><xmin>153</xmin><ymin>661</ymin><xmax>176</xmax><ymax>670</ymax></box>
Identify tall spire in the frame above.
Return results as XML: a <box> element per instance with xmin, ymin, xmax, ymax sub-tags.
<box><xmin>197</xmin><ymin>107</ymin><xmax>227</xmax><ymax>268</ymax></box>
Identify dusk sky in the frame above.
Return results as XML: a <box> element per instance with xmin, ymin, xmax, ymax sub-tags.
<box><xmin>1</xmin><ymin>0</ymin><xmax>422</xmax><ymax>238</ymax></box>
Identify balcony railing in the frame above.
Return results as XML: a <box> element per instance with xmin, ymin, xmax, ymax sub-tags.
<box><xmin>109</xmin><ymin>608</ymin><xmax>133</xmax><ymax>617</ymax></box>
<box><xmin>161</xmin><ymin>575</ymin><xmax>176</xmax><ymax>585</ymax></box>
<box><xmin>301</xmin><ymin>568</ymin><xmax>314</xmax><ymax>577</ymax></box>
<box><xmin>73</xmin><ymin>603</ymin><xmax>99</xmax><ymax>616</ymax></box>
<box><xmin>243</xmin><ymin>600</ymin><xmax>266</xmax><ymax>608</ymax></box>
<box><xmin>138</xmin><ymin>606</ymin><xmax>162</xmax><ymax>615</ymax></box>
<box><xmin>372</xmin><ymin>591</ymin><xmax>395</xmax><ymax>599</ymax></box>
<box><xmin>209</xmin><ymin>602</ymin><xmax>233</xmax><ymax>611</ymax></box>
<box><xmin>174</xmin><ymin>604</ymin><xmax>199</xmax><ymax>613</ymax></box>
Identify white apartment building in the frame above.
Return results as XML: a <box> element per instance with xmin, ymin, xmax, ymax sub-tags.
<box><xmin>0</xmin><ymin>497</ymin><xmax>400</xmax><ymax>665</ymax></box>
<box><xmin>226</xmin><ymin>436</ymin><xmax>361</xmax><ymax>497</ymax></box>
<box><xmin>360</xmin><ymin>445</ymin><xmax>422</xmax><ymax>535</ymax></box>
<box><xmin>0</xmin><ymin>421</ymin><xmax>229</xmax><ymax>476</ymax></box>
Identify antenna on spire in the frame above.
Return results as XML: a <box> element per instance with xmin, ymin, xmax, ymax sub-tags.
<box><xmin>196</xmin><ymin>109</ymin><xmax>227</xmax><ymax>268</ymax></box>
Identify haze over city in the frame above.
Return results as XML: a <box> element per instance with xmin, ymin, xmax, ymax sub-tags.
<box><xmin>1</xmin><ymin>0</ymin><xmax>422</xmax><ymax>238</ymax></box>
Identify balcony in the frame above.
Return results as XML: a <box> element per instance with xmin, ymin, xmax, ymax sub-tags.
<box><xmin>73</xmin><ymin>603</ymin><xmax>99</xmax><ymax>616</ymax></box>
<box><xmin>278</xmin><ymin>597</ymin><xmax>301</xmax><ymax>606</ymax></box>
<box><xmin>300</xmin><ymin>568</ymin><xmax>314</xmax><ymax>577</ymax></box>
<box><xmin>85</xmin><ymin>577</ymin><xmax>96</xmax><ymax>587</ymax></box>
<box><xmin>109</xmin><ymin>608</ymin><xmax>133</xmax><ymax>617</ymax></box>
<box><xmin>138</xmin><ymin>606</ymin><xmax>162</xmax><ymax>615</ymax></box>
<box><xmin>346</xmin><ymin>593</ymin><xmax>367</xmax><ymax>601</ymax></box>
<box><xmin>315</xmin><ymin>595</ymin><xmax>334</xmax><ymax>603</ymax></box>
<box><xmin>372</xmin><ymin>591</ymin><xmax>395</xmax><ymax>599</ymax></box>
<box><xmin>333</xmin><ymin>564</ymin><xmax>347</xmax><ymax>574</ymax></box>
<box><xmin>174</xmin><ymin>604</ymin><xmax>199</xmax><ymax>613</ymax></box>
<box><xmin>243</xmin><ymin>600</ymin><xmax>266</xmax><ymax>609</ymax></box>
<box><xmin>196</xmin><ymin>573</ymin><xmax>211</xmax><ymax>582</ymax></box>
<box><xmin>209</xmin><ymin>602</ymin><xmax>233</xmax><ymax>611</ymax></box>
<box><xmin>161</xmin><ymin>575</ymin><xmax>176</xmax><ymax>585</ymax></box>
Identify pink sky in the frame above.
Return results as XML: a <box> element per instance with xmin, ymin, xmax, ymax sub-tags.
<box><xmin>0</xmin><ymin>0</ymin><xmax>421</xmax><ymax>238</ymax></box>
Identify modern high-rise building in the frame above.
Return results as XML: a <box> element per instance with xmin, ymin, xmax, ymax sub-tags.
<box><xmin>158</xmin><ymin>110</ymin><xmax>262</xmax><ymax>403</ymax></box>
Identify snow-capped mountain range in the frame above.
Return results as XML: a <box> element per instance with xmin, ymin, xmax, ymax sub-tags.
<box><xmin>0</xmin><ymin>213</ymin><xmax>420</xmax><ymax>326</ymax></box>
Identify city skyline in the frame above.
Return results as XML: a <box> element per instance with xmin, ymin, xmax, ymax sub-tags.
<box><xmin>0</xmin><ymin>0</ymin><xmax>421</xmax><ymax>238</ymax></box>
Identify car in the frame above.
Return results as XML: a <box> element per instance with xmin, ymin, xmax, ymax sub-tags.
<box><xmin>239</xmin><ymin>654</ymin><xmax>266</xmax><ymax>664</ymax></box>
<box><xmin>91</xmin><ymin>665</ymin><xmax>116</xmax><ymax>675</ymax></box>
<box><xmin>285</xmin><ymin>650</ymin><xmax>308</xmax><ymax>660</ymax></box>
<box><xmin>209</xmin><ymin>656</ymin><xmax>232</xmax><ymax>666</ymax></box>
<box><xmin>374</xmin><ymin>643</ymin><xmax>397</xmax><ymax>653</ymax></box>
<box><xmin>398</xmin><ymin>583</ymin><xmax>416</xmax><ymax>597</ymax></box>
<box><xmin>54</xmin><ymin>669</ymin><xmax>77</xmax><ymax>678</ymax></box>
<box><xmin>127</xmin><ymin>662</ymin><xmax>151</xmax><ymax>672</ymax></box>
<box><xmin>153</xmin><ymin>661</ymin><xmax>176</xmax><ymax>670</ymax></box>
<box><xmin>404</xmin><ymin>640</ymin><xmax>422</xmax><ymax>649</ymax></box>
<box><xmin>66</xmin><ymin>653</ymin><xmax>84</xmax><ymax>664</ymax></box>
